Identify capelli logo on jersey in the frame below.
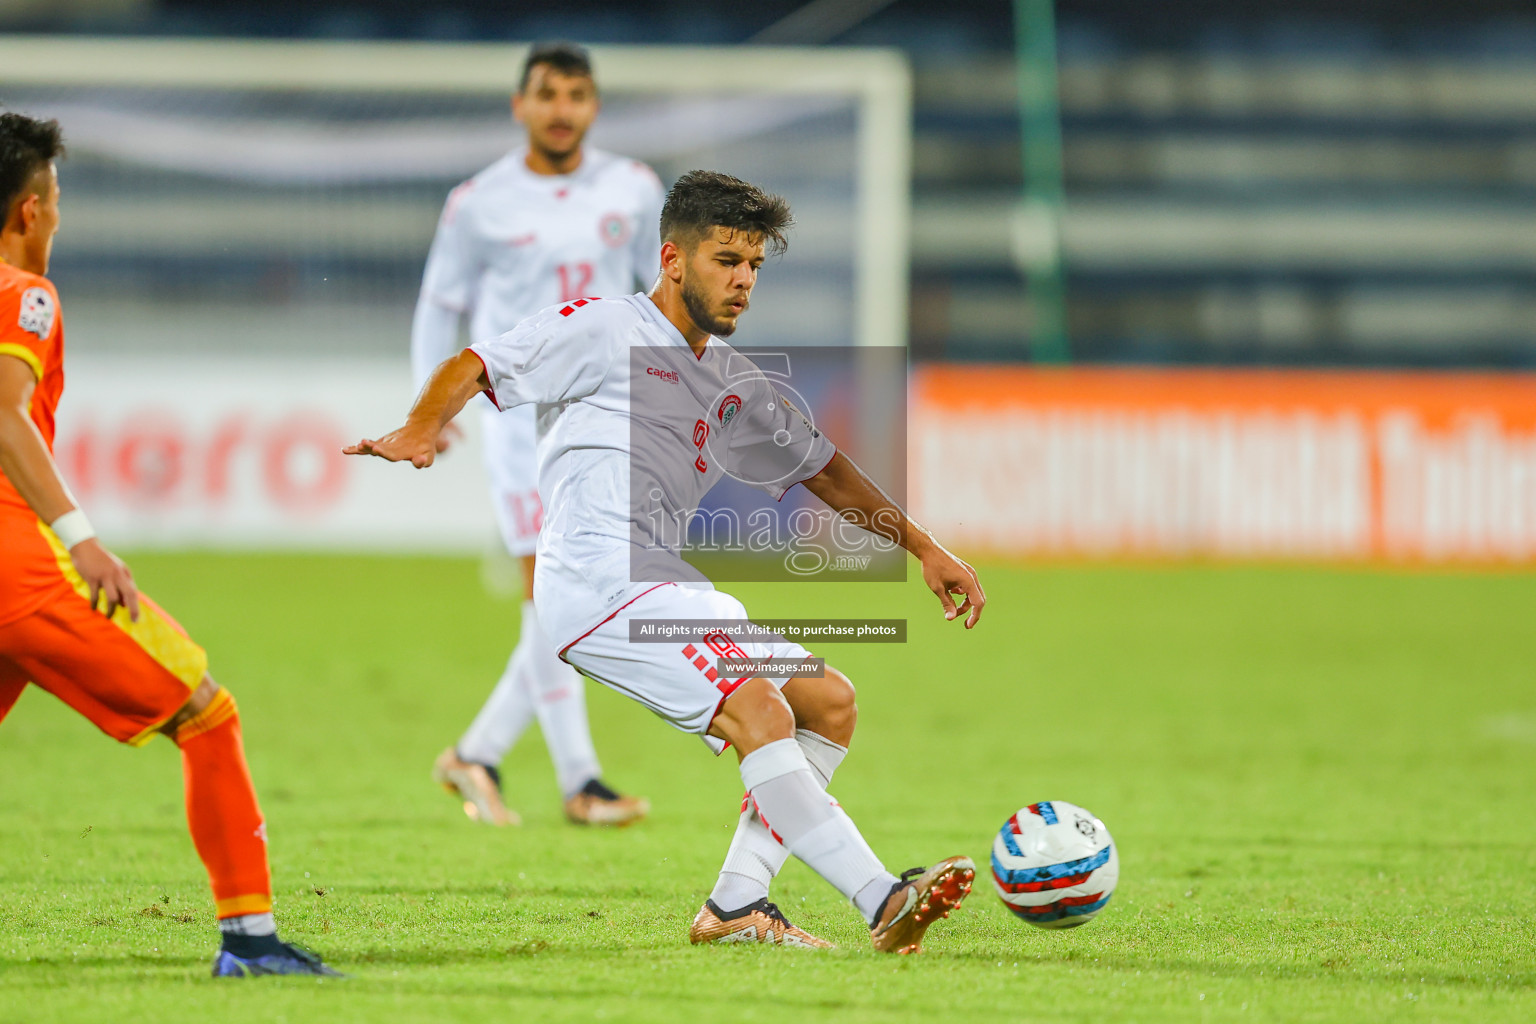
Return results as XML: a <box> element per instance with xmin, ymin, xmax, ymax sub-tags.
<box><xmin>646</xmin><ymin>367</ymin><xmax>679</xmax><ymax>383</ymax></box>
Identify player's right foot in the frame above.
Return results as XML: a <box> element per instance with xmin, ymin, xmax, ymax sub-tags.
<box><xmin>869</xmin><ymin>856</ymin><xmax>975</xmax><ymax>954</ymax></box>
<box><xmin>432</xmin><ymin>747</ymin><xmax>521</xmax><ymax>826</ymax></box>
<box><xmin>689</xmin><ymin>898</ymin><xmax>834</xmax><ymax>948</ymax></box>
<box><xmin>563</xmin><ymin>778</ymin><xmax>649</xmax><ymax>826</ymax></box>
<box><xmin>212</xmin><ymin>939</ymin><xmax>343</xmax><ymax>978</ymax></box>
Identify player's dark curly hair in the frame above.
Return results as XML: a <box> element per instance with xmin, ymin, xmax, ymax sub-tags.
<box><xmin>660</xmin><ymin>170</ymin><xmax>793</xmax><ymax>257</ymax></box>
<box><xmin>519</xmin><ymin>41</ymin><xmax>595</xmax><ymax>93</ymax></box>
<box><xmin>0</xmin><ymin>111</ymin><xmax>64</xmax><ymax>220</ymax></box>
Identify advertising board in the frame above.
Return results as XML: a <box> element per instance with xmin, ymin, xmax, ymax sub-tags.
<box><xmin>912</xmin><ymin>367</ymin><xmax>1536</xmax><ymax>563</ymax></box>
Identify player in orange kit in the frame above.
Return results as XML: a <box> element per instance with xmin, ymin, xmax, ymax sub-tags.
<box><xmin>0</xmin><ymin>112</ymin><xmax>338</xmax><ymax>978</ymax></box>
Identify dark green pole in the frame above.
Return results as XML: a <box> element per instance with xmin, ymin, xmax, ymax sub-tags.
<box><xmin>1014</xmin><ymin>0</ymin><xmax>1069</xmax><ymax>362</ymax></box>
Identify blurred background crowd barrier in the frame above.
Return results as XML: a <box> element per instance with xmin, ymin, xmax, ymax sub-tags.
<box><xmin>1</xmin><ymin>0</ymin><xmax>1532</xmax><ymax>564</ymax></box>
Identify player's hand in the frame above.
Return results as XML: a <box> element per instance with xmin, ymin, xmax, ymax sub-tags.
<box><xmin>918</xmin><ymin>542</ymin><xmax>985</xmax><ymax>629</ymax></box>
<box><xmin>69</xmin><ymin>538</ymin><xmax>141</xmax><ymax>623</ymax></box>
<box><xmin>435</xmin><ymin>419</ymin><xmax>465</xmax><ymax>455</ymax></box>
<box><xmin>343</xmin><ymin>423</ymin><xmax>439</xmax><ymax>468</ymax></box>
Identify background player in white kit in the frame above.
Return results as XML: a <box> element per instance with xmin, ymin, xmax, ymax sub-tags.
<box><xmin>353</xmin><ymin>172</ymin><xmax>988</xmax><ymax>954</ymax></box>
<box><xmin>411</xmin><ymin>43</ymin><xmax>658</xmax><ymax>827</ymax></box>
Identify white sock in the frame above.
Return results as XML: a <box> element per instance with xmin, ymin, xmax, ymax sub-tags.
<box><xmin>708</xmin><ymin>730</ymin><xmax>849</xmax><ymax>912</ymax></box>
<box><xmin>709</xmin><ymin>807</ymin><xmax>778</xmax><ymax>912</ymax></box>
<box><xmin>853</xmin><ymin>875</ymin><xmax>896</xmax><ymax>924</ymax></box>
<box><xmin>217</xmin><ymin>912</ymin><xmax>276</xmax><ymax>937</ymax></box>
<box><xmin>739</xmin><ymin>739</ymin><xmax>894</xmax><ymax>916</ymax></box>
<box><xmin>521</xmin><ymin>600</ymin><xmax>603</xmax><ymax>798</ymax></box>
<box><xmin>455</xmin><ymin>602</ymin><xmax>539</xmax><ymax>766</ymax></box>
<box><xmin>795</xmin><ymin>729</ymin><xmax>847</xmax><ymax>788</ymax></box>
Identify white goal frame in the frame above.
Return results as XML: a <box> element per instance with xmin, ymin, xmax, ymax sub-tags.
<box><xmin>0</xmin><ymin>36</ymin><xmax>912</xmax><ymax>350</ymax></box>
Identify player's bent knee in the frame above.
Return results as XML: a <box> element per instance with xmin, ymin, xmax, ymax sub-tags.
<box><xmin>822</xmin><ymin>666</ymin><xmax>857</xmax><ymax>736</ymax></box>
<box><xmin>157</xmin><ymin>675</ymin><xmax>221</xmax><ymax>738</ymax></box>
<box><xmin>822</xmin><ymin>666</ymin><xmax>855</xmax><ymax>709</ymax></box>
<box><xmin>783</xmin><ymin>667</ymin><xmax>857</xmax><ymax>745</ymax></box>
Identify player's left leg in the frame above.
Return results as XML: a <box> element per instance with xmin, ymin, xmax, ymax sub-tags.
<box><xmin>446</xmin><ymin>555</ymin><xmax>647</xmax><ymax>826</ymax></box>
<box><xmin>155</xmin><ymin>675</ymin><xmax>338</xmax><ymax>976</ymax></box>
<box><xmin>519</xmin><ymin>596</ymin><xmax>650</xmax><ymax>825</ymax></box>
<box><xmin>454</xmin><ymin>432</ymin><xmax>646</xmax><ymax>824</ymax></box>
<box><xmin>0</xmin><ymin>588</ymin><xmax>339</xmax><ymax>977</ymax></box>
<box><xmin>709</xmin><ymin>679</ymin><xmax>894</xmax><ymax>913</ymax></box>
<box><xmin>709</xmin><ymin>677</ymin><xmax>975</xmax><ymax>955</ymax></box>
<box><xmin>703</xmin><ymin>671</ymin><xmax>854</xmax><ymax>919</ymax></box>
<box><xmin>439</xmin><ymin>635</ymin><xmax>536</xmax><ymax>826</ymax></box>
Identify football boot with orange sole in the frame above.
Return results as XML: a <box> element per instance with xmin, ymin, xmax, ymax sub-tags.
<box><xmin>869</xmin><ymin>856</ymin><xmax>975</xmax><ymax>954</ymax></box>
<box><xmin>432</xmin><ymin>747</ymin><xmax>521</xmax><ymax>826</ymax></box>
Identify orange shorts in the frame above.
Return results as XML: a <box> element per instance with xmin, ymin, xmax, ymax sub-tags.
<box><xmin>0</xmin><ymin>582</ymin><xmax>209</xmax><ymax>747</ymax></box>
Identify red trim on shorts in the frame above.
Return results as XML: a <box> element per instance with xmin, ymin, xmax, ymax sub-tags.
<box><xmin>778</xmin><ymin>447</ymin><xmax>838</xmax><ymax>502</ymax></box>
<box><xmin>465</xmin><ymin>347</ymin><xmax>501</xmax><ymax>410</ymax></box>
<box><xmin>557</xmin><ymin>582</ymin><xmax>676</xmax><ymax>662</ymax></box>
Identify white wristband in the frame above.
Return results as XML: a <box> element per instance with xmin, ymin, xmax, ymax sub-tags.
<box><xmin>49</xmin><ymin>508</ymin><xmax>96</xmax><ymax>550</ymax></box>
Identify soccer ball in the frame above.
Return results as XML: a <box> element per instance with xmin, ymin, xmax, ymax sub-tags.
<box><xmin>991</xmin><ymin>801</ymin><xmax>1118</xmax><ymax>928</ymax></box>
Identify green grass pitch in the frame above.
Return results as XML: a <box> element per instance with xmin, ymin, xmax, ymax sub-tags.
<box><xmin>1</xmin><ymin>554</ymin><xmax>1533</xmax><ymax>1022</ymax></box>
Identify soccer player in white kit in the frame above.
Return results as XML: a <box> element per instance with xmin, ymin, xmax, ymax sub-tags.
<box><xmin>412</xmin><ymin>43</ymin><xmax>659</xmax><ymax>827</ymax></box>
<box><xmin>351</xmin><ymin>171</ymin><xmax>987</xmax><ymax>954</ymax></box>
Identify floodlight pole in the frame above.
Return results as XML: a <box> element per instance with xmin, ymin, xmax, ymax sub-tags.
<box><xmin>1012</xmin><ymin>0</ymin><xmax>1070</xmax><ymax>363</ymax></box>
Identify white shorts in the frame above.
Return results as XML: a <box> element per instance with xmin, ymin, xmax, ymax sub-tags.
<box><xmin>560</xmin><ymin>583</ymin><xmax>813</xmax><ymax>754</ymax></box>
<box><xmin>481</xmin><ymin>404</ymin><xmax>541</xmax><ymax>557</ymax></box>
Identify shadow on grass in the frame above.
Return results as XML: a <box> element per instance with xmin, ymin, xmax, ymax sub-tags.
<box><xmin>10</xmin><ymin>939</ymin><xmax>1530</xmax><ymax>1004</ymax></box>
<box><xmin>0</xmin><ymin>941</ymin><xmax>669</xmax><ymax>978</ymax></box>
<box><xmin>371</xmin><ymin>974</ymin><xmax>869</xmax><ymax>1011</ymax></box>
<box><xmin>0</xmin><ymin>952</ymin><xmax>211</xmax><ymax>974</ymax></box>
<box><xmin>0</xmin><ymin>946</ymin><xmax>871</xmax><ymax>1012</ymax></box>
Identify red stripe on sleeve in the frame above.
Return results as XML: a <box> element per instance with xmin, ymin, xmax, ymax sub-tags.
<box><xmin>778</xmin><ymin>447</ymin><xmax>839</xmax><ymax>502</ymax></box>
<box><xmin>465</xmin><ymin>347</ymin><xmax>501</xmax><ymax>410</ymax></box>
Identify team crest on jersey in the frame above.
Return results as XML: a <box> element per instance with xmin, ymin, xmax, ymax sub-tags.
<box><xmin>17</xmin><ymin>287</ymin><xmax>55</xmax><ymax>339</ymax></box>
<box><xmin>599</xmin><ymin>213</ymin><xmax>631</xmax><ymax>248</ymax></box>
<box><xmin>717</xmin><ymin>394</ymin><xmax>743</xmax><ymax>426</ymax></box>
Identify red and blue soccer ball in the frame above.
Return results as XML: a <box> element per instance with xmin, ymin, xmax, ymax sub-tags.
<box><xmin>991</xmin><ymin>801</ymin><xmax>1119</xmax><ymax>928</ymax></box>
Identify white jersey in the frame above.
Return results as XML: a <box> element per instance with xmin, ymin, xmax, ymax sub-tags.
<box><xmin>411</xmin><ymin>145</ymin><xmax>664</xmax><ymax>553</ymax></box>
<box><xmin>469</xmin><ymin>293</ymin><xmax>837</xmax><ymax>654</ymax></box>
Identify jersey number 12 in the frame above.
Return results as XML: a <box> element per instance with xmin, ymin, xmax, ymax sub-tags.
<box><xmin>556</xmin><ymin>262</ymin><xmax>594</xmax><ymax>301</ymax></box>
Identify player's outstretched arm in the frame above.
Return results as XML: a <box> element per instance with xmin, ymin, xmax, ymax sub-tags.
<box><xmin>0</xmin><ymin>356</ymin><xmax>139</xmax><ymax>620</ymax></box>
<box><xmin>801</xmin><ymin>451</ymin><xmax>986</xmax><ymax>628</ymax></box>
<box><xmin>343</xmin><ymin>349</ymin><xmax>490</xmax><ymax>468</ymax></box>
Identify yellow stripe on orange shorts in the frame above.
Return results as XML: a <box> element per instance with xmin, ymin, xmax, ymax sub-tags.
<box><xmin>38</xmin><ymin>521</ymin><xmax>208</xmax><ymax>745</ymax></box>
